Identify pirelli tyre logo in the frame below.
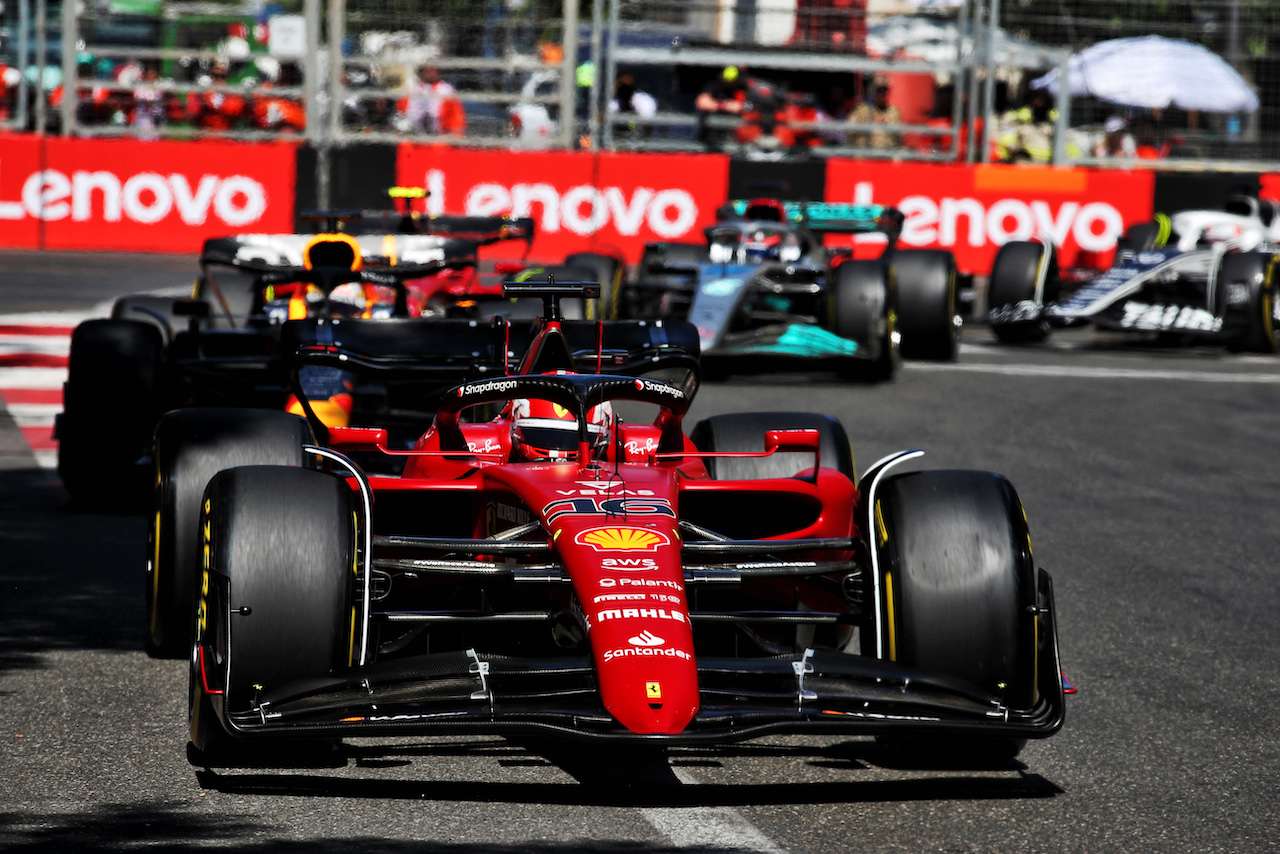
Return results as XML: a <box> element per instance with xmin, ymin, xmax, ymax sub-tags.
<box><xmin>575</xmin><ymin>526</ymin><xmax>672</xmax><ymax>552</ymax></box>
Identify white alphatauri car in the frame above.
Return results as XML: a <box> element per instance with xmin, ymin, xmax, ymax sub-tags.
<box><xmin>985</xmin><ymin>195</ymin><xmax>1280</xmax><ymax>352</ymax></box>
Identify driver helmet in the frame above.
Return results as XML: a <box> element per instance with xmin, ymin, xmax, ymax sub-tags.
<box><xmin>743</xmin><ymin>229</ymin><xmax>782</xmax><ymax>263</ymax></box>
<box><xmin>510</xmin><ymin>398</ymin><xmax>614</xmax><ymax>461</ymax></box>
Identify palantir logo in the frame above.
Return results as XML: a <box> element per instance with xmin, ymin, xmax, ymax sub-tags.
<box><xmin>628</xmin><ymin>630</ymin><xmax>664</xmax><ymax>647</ymax></box>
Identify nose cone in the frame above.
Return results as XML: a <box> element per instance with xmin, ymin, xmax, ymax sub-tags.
<box><xmin>596</xmin><ymin>627</ymin><xmax>700</xmax><ymax>735</ymax></box>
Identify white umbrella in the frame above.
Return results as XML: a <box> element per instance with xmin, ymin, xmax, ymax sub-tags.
<box><xmin>1032</xmin><ymin>35</ymin><xmax>1258</xmax><ymax>113</ymax></box>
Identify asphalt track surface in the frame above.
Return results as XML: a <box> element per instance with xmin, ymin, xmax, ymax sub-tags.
<box><xmin>2</xmin><ymin>252</ymin><xmax>1279</xmax><ymax>853</ymax></box>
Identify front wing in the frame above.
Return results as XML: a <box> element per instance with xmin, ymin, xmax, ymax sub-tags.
<box><xmin>203</xmin><ymin>572</ymin><xmax>1065</xmax><ymax>745</ymax></box>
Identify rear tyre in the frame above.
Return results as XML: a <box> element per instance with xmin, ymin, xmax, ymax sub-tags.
<box><xmin>566</xmin><ymin>252</ymin><xmax>623</xmax><ymax>320</ymax></box>
<box><xmin>832</xmin><ymin>260</ymin><xmax>898</xmax><ymax>381</ymax></box>
<box><xmin>189</xmin><ymin>466</ymin><xmax>355</xmax><ymax>764</ymax></box>
<box><xmin>892</xmin><ymin>249</ymin><xmax>960</xmax><ymax>360</ymax></box>
<box><xmin>111</xmin><ymin>295</ymin><xmax>195</xmax><ymax>343</ymax></box>
<box><xmin>58</xmin><ymin>319</ymin><xmax>164</xmax><ymax>507</ymax></box>
<box><xmin>871</xmin><ymin>470</ymin><xmax>1038</xmax><ymax>764</ymax></box>
<box><xmin>689</xmin><ymin>412</ymin><xmax>855</xmax><ymax>481</ymax></box>
<box><xmin>987</xmin><ymin>241</ymin><xmax>1056</xmax><ymax>343</ymax></box>
<box><xmin>148</xmin><ymin>408</ymin><xmax>312</xmax><ymax>659</ymax></box>
<box><xmin>1218</xmin><ymin>252</ymin><xmax>1280</xmax><ymax>354</ymax></box>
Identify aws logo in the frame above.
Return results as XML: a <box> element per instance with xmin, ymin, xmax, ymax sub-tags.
<box><xmin>575</xmin><ymin>526</ymin><xmax>672</xmax><ymax>552</ymax></box>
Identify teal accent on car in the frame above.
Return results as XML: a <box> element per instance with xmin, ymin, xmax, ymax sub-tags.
<box><xmin>733</xmin><ymin>325</ymin><xmax>859</xmax><ymax>357</ymax></box>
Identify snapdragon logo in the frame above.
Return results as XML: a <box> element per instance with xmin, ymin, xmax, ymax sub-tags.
<box><xmin>0</xmin><ymin>165</ymin><xmax>267</xmax><ymax>225</ymax></box>
<box><xmin>425</xmin><ymin>169</ymin><xmax>698</xmax><ymax>238</ymax></box>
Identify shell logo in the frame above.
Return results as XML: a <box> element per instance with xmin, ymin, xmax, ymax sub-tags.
<box><xmin>576</xmin><ymin>526</ymin><xmax>672</xmax><ymax>552</ymax></box>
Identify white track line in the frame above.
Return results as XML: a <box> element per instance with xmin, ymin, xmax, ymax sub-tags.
<box><xmin>639</xmin><ymin>768</ymin><xmax>784</xmax><ymax>853</ymax></box>
<box><xmin>904</xmin><ymin>361</ymin><xmax>1280</xmax><ymax>383</ymax></box>
<box><xmin>0</xmin><ymin>367</ymin><xmax>67</xmax><ymax>389</ymax></box>
<box><xmin>0</xmin><ymin>335</ymin><xmax>70</xmax><ymax>357</ymax></box>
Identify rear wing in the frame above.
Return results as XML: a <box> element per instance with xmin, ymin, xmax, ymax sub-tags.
<box><xmin>342</xmin><ymin>211</ymin><xmax>536</xmax><ymax>249</ymax></box>
<box><xmin>199</xmin><ymin>233</ymin><xmax>477</xmax><ymax>270</ymax></box>
<box><xmin>280</xmin><ymin>315</ymin><xmax>700</xmax><ymax>441</ymax></box>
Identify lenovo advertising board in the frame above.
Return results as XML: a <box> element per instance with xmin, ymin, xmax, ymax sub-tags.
<box><xmin>396</xmin><ymin>146</ymin><xmax>731</xmax><ymax>263</ymax></box>
<box><xmin>825</xmin><ymin>160</ymin><xmax>1156</xmax><ymax>272</ymax></box>
<box><xmin>0</xmin><ymin>136</ymin><xmax>298</xmax><ymax>251</ymax></box>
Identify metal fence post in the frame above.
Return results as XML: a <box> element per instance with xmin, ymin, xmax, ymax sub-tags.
<box><xmin>560</xmin><ymin>0</ymin><xmax>579</xmax><ymax>150</ymax></box>
<box><xmin>980</xmin><ymin>0</ymin><xmax>1000</xmax><ymax>164</ymax></box>
<box><xmin>33</xmin><ymin>0</ymin><xmax>45</xmax><ymax>133</ymax></box>
<box><xmin>59</xmin><ymin>0</ymin><xmax>74</xmax><ymax>136</ymax></box>
<box><xmin>965</xmin><ymin>0</ymin><xmax>984</xmax><ymax>164</ymax></box>
<box><xmin>315</xmin><ymin>0</ymin><xmax>331</xmax><ymax>210</ymax></box>
<box><xmin>16</xmin><ymin>0</ymin><xmax>29</xmax><ymax>130</ymax></box>
<box><xmin>602</xmin><ymin>0</ymin><xmax>619</xmax><ymax>151</ymax></box>
<box><xmin>587</xmin><ymin>0</ymin><xmax>602</xmax><ymax>149</ymax></box>
<box><xmin>1051</xmin><ymin>50</ymin><xmax>1070</xmax><ymax>165</ymax></box>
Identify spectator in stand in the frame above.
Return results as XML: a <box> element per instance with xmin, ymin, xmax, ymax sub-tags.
<box><xmin>608</xmin><ymin>73</ymin><xmax>657</xmax><ymax>138</ymax></box>
<box><xmin>130</xmin><ymin>62</ymin><xmax>167</xmax><ymax>136</ymax></box>
<box><xmin>997</xmin><ymin>87</ymin><xmax>1055</xmax><ymax>162</ymax></box>
<box><xmin>189</xmin><ymin>62</ymin><xmax>247</xmax><ymax>131</ymax></box>
<box><xmin>1094</xmin><ymin>115</ymin><xmax>1138</xmax><ymax>158</ymax></box>
<box><xmin>696</xmin><ymin>66</ymin><xmax>747</xmax><ymax>151</ymax></box>
<box><xmin>848</xmin><ymin>82</ymin><xmax>900</xmax><ymax>149</ymax></box>
<box><xmin>252</xmin><ymin>61</ymin><xmax>306</xmax><ymax>133</ymax></box>
<box><xmin>401</xmin><ymin>65</ymin><xmax>466</xmax><ymax>137</ymax></box>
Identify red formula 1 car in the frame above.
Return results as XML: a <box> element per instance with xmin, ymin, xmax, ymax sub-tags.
<box><xmin>184</xmin><ymin>282</ymin><xmax>1065</xmax><ymax>762</ymax></box>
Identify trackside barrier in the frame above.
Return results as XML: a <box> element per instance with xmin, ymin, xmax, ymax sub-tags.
<box><xmin>1</xmin><ymin>135</ymin><xmax>1275</xmax><ymax>272</ymax></box>
<box><xmin>0</xmin><ymin>135</ymin><xmax>298</xmax><ymax>251</ymax></box>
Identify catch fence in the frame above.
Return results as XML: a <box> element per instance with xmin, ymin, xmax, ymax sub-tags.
<box><xmin>1</xmin><ymin>0</ymin><xmax>1277</xmax><ymax>171</ymax></box>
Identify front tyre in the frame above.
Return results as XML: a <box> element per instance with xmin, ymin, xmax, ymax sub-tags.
<box><xmin>189</xmin><ymin>466</ymin><xmax>356</xmax><ymax>764</ymax></box>
<box><xmin>832</xmin><ymin>260</ymin><xmax>898</xmax><ymax>381</ymax></box>
<box><xmin>987</xmin><ymin>242</ymin><xmax>1057</xmax><ymax>344</ymax></box>
<box><xmin>871</xmin><ymin>469</ymin><xmax>1038</xmax><ymax>763</ymax></box>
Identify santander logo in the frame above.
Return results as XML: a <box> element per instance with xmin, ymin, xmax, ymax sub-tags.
<box><xmin>0</xmin><ymin>165</ymin><xmax>268</xmax><ymax>226</ymax></box>
<box><xmin>629</xmin><ymin>630</ymin><xmax>665</xmax><ymax>647</ymax></box>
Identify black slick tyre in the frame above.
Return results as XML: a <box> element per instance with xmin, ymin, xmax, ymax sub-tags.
<box><xmin>831</xmin><ymin>260</ymin><xmax>898</xmax><ymax>381</ymax></box>
<box><xmin>987</xmin><ymin>241</ymin><xmax>1057</xmax><ymax>343</ymax></box>
<box><xmin>566</xmin><ymin>252</ymin><xmax>623</xmax><ymax>320</ymax></box>
<box><xmin>111</xmin><ymin>295</ymin><xmax>196</xmax><ymax>343</ymax></box>
<box><xmin>892</xmin><ymin>249</ymin><xmax>960</xmax><ymax>360</ymax></box>
<box><xmin>148</xmin><ymin>408</ymin><xmax>311</xmax><ymax>659</ymax></box>
<box><xmin>1218</xmin><ymin>252</ymin><xmax>1280</xmax><ymax>354</ymax></box>
<box><xmin>689</xmin><ymin>412</ymin><xmax>855</xmax><ymax>481</ymax></box>
<box><xmin>58</xmin><ymin>319</ymin><xmax>164</xmax><ymax>507</ymax></box>
<box><xmin>189</xmin><ymin>465</ymin><xmax>355</xmax><ymax>764</ymax></box>
<box><xmin>871</xmin><ymin>469</ymin><xmax>1038</xmax><ymax>763</ymax></box>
